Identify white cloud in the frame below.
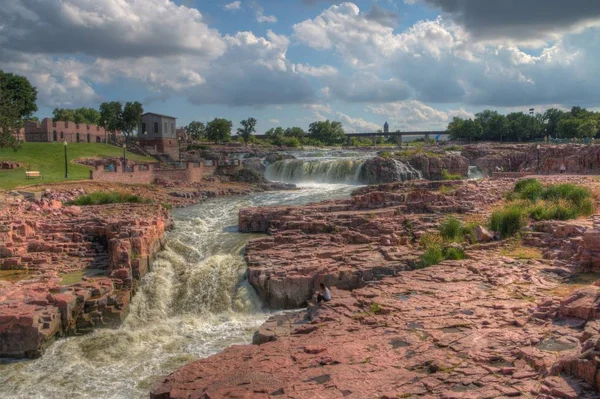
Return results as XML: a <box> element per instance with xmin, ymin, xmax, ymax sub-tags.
<box><xmin>0</xmin><ymin>0</ymin><xmax>226</xmax><ymax>59</ymax></box>
<box><xmin>336</xmin><ymin>112</ymin><xmax>380</xmax><ymax>132</ymax></box>
<box><xmin>294</xmin><ymin>64</ymin><xmax>338</xmax><ymax>77</ymax></box>
<box><xmin>268</xmin><ymin>118</ymin><xmax>280</xmax><ymax>124</ymax></box>
<box><xmin>257</xmin><ymin>11</ymin><xmax>278</xmax><ymax>23</ymax></box>
<box><xmin>224</xmin><ymin>1</ymin><xmax>242</xmax><ymax>11</ymax></box>
<box><xmin>368</xmin><ymin>101</ymin><xmax>474</xmax><ymax>130</ymax></box>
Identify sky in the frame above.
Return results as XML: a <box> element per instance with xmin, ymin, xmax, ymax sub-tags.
<box><xmin>1</xmin><ymin>0</ymin><xmax>600</xmax><ymax>134</ymax></box>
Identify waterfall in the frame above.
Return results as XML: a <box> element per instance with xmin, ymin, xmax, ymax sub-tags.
<box><xmin>266</xmin><ymin>157</ymin><xmax>422</xmax><ymax>185</ymax></box>
<box><xmin>468</xmin><ymin>166</ymin><xmax>484</xmax><ymax>180</ymax></box>
<box><xmin>266</xmin><ymin>159</ymin><xmax>366</xmax><ymax>184</ymax></box>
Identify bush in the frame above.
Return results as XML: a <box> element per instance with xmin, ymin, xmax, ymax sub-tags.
<box><xmin>379</xmin><ymin>151</ymin><xmax>393</xmax><ymax>158</ymax></box>
<box><xmin>69</xmin><ymin>191</ymin><xmax>151</xmax><ymax>206</ymax></box>
<box><xmin>439</xmin><ymin>216</ymin><xmax>464</xmax><ymax>242</ymax></box>
<box><xmin>513</xmin><ymin>178</ymin><xmax>544</xmax><ymax>201</ymax></box>
<box><xmin>443</xmin><ymin>246</ymin><xmax>466</xmax><ymax>260</ymax></box>
<box><xmin>441</xmin><ymin>169</ymin><xmax>463</xmax><ymax>181</ymax></box>
<box><xmin>419</xmin><ymin>245</ymin><xmax>444</xmax><ymax>268</ymax></box>
<box><xmin>490</xmin><ymin>207</ymin><xmax>526</xmax><ymax>238</ymax></box>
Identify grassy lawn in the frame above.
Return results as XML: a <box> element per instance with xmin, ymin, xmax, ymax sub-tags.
<box><xmin>0</xmin><ymin>143</ymin><xmax>155</xmax><ymax>190</ymax></box>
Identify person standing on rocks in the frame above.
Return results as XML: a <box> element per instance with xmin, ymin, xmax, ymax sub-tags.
<box><xmin>317</xmin><ymin>283</ymin><xmax>331</xmax><ymax>304</ymax></box>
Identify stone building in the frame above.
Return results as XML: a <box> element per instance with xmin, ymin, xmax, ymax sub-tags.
<box><xmin>138</xmin><ymin>112</ymin><xmax>179</xmax><ymax>156</ymax></box>
<box><xmin>23</xmin><ymin>118</ymin><xmax>116</xmax><ymax>143</ymax></box>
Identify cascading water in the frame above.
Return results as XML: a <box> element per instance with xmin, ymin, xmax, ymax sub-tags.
<box><xmin>266</xmin><ymin>151</ymin><xmax>422</xmax><ymax>184</ymax></box>
<box><xmin>266</xmin><ymin>158</ymin><xmax>366</xmax><ymax>184</ymax></box>
<box><xmin>0</xmin><ymin>184</ymin><xmax>355</xmax><ymax>399</ymax></box>
<box><xmin>468</xmin><ymin>166</ymin><xmax>484</xmax><ymax>180</ymax></box>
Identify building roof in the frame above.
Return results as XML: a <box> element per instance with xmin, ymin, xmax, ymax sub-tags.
<box><xmin>142</xmin><ymin>112</ymin><xmax>177</xmax><ymax>119</ymax></box>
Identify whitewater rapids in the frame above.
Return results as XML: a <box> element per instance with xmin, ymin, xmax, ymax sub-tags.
<box><xmin>0</xmin><ymin>184</ymin><xmax>355</xmax><ymax>399</ymax></box>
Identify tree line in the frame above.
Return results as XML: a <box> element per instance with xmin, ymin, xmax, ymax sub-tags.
<box><xmin>185</xmin><ymin>118</ymin><xmax>347</xmax><ymax>147</ymax></box>
<box><xmin>448</xmin><ymin>107</ymin><xmax>600</xmax><ymax>142</ymax></box>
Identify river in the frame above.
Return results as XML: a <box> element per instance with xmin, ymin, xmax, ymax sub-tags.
<box><xmin>0</xmin><ymin>183</ymin><xmax>355</xmax><ymax>399</ymax></box>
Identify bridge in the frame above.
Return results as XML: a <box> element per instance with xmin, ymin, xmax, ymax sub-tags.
<box><xmin>240</xmin><ymin>130</ymin><xmax>448</xmax><ymax>145</ymax></box>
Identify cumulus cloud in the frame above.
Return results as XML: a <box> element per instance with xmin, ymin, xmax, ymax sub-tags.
<box><xmin>336</xmin><ymin>112</ymin><xmax>380</xmax><ymax>132</ymax></box>
<box><xmin>0</xmin><ymin>0</ymin><xmax>226</xmax><ymax>59</ymax></box>
<box><xmin>294</xmin><ymin>64</ymin><xmax>338</xmax><ymax>77</ymax></box>
<box><xmin>268</xmin><ymin>119</ymin><xmax>280</xmax><ymax>124</ymax></box>
<box><xmin>293</xmin><ymin>3</ymin><xmax>600</xmax><ymax>106</ymax></box>
<box><xmin>368</xmin><ymin>101</ymin><xmax>474</xmax><ymax>130</ymax></box>
<box><xmin>365</xmin><ymin>5</ymin><xmax>399</xmax><ymax>28</ymax></box>
<box><xmin>224</xmin><ymin>1</ymin><xmax>242</xmax><ymax>11</ymax></box>
<box><xmin>418</xmin><ymin>0</ymin><xmax>600</xmax><ymax>45</ymax></box>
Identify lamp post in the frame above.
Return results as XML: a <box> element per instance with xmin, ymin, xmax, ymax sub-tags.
<box><xmin>536</xmin><ymin>144</ymin><xmax>541</xmax><ymax>175</ymax></box>
<box><xmin>64</xmin><ymin>141</ymin><xmax>69</xmax><ymax>178</ymax></box>
<box><xmin>122</xmin><ymin>143</ymin><xmax>127</xmax><ymax>170</ymax></box>
<box><xmin>178</xmin><ymin>136</ymin><xmax>182</xmax><ymax>166</ymax></box>
<box><xmin>529</xmin><ymin>108</ymin><xmax>535</xmax><ymax>141</ymax></box>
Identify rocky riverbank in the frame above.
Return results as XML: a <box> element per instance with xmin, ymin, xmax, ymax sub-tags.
<box><xmin>0</xmin><ymin>197</ymin><xmax>171</xmax><ymax>358</ymax></box>
<box><xmin>152</xmin><ymin>175</ymin><xmax>600</xmax><ymax>398</ymax></box>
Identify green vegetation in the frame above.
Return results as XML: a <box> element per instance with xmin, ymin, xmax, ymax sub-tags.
<box><xmin>439</xmin><ymin>216</ymin><xmax>464</xmax><ymax>241</ymax></box>
<box><xmin>68</xmin><ymin>191</ymin><xmax>151</xmax><ymax>206</ymax></box>
<box><xmin>417</xmin><ymin>232</ymin><xmax>466</xmax><ymax>269</ymax></box>
<box><xmin>489</xmin><ymin>179</ymin><xmax>595</xmax><ymax>238</ymax></box>
<box><xmin>53</xmin><ymin>107</ymin><xmax>100</xmax><ymax>125</ymax></box>
<box><xmin>0</xmin><ymin>143</ymin><xmax>154</xmax><ymax>189</ymax></box>
<box><xmin>0</xmin><ymin>70</ymin><xmax>38</xmax><ymax>150</ymax></box>
<box><xmin>448</xmin><ymin>106</ymin><xmax>600</xmax><ymax>142</ymax></box>
<box><xmin>490</xmin><ymin>206</ymin><xmax>526</xmax><ymax>239</ymax></box>
<box><xmin>441</xmin><ymin>169</ymin><xmax>463</xmax><ymax>181</ymax></box>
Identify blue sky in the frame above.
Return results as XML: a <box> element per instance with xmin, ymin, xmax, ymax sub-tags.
<box><xmin>1</xmin><ymin>0</ymin><xmax>599</xmax><ymax>133</ymax></box>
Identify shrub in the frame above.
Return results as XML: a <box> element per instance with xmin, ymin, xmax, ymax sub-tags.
<box><xmin>444</xmin><ymin>145</ymin><xmax>463</xmax><ymax>152</ymax></box>
<box><xmin>489</xmin><ymin>206</ymin><xmax>526</xmax><ymax>238</ymax></box>
<box><xmin>441</xmin><ymin>169</ymin><xmax>463</xmax><ymax>181</ymax></box>
<box><xmin>379</xmin><ymin>151</ymin><xmax>393</xmax><ymax>158</ymax></box>
<box><xmin>418</xmin><ymin>246</ymin><xmax>444</xmax><ymax>268</ymax></box>
<box><xmin>443</xmin><ymin>246</ymin><xmax>466</xmax><ymax>260</ymax></box>
<box><xmin>513</xmin><ymin>178</ymin><xmax>544</xmax><ymax>201</ymax></box>
<box><xmin>439</xmin><ymin>216</ymin><xmax>464</xmax><ymax>242</ymax></box>
<box><xmin>69</xmin><ymin>191</ymin><xmax>151</xmax><ymax>206</ymax></box>
<box><xmin>439</xmin><ymin>185</ymin><xmax>454</xmax><ymax>195</ymax></box>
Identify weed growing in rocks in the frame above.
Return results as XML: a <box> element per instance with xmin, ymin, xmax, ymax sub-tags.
<box><xmin>69</xmin><ymin>191</ymin><xmax>151</xmax><ymax>206</ymax></box>
<box><xmin>491</xmin><ymin>179</ymin><xmax>595</xmax><ymax>238</ymax></box>
<box><xmin>441</xmin><ymin>169</ymin><xmax>463</xmax><ymax>181</ymax></box>
<box><xmin>417</xmin><ymin>232</ymin><xmax>466</xmax><ymax>268</ymax></box>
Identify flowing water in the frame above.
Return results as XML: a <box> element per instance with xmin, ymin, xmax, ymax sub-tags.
<box><xmin>266</xmin><ymin>150</ymin><xmax>421</xmax><ymax>184</ymax></box>
<box><xmin>0</xmin><ymin>183</ymin><xmax>355</xmax><ymax>399</ymax></box>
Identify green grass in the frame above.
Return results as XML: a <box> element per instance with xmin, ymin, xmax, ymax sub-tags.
<box><xmin>439</xmin><ymin>216</ymin><xmax>464</xmax><ymax>242</ymax></box>
<box><xmin>490</xmin><ymin>206</ymin><xmax>527</xmax><ymax>239</ymax></box>
<box><xmin>0</xmin><ymin>143</ymin><xmax>155</xmax><ymax>190</ymax></box>
<box><xmin>441</xmin><ymin>169</ymin><xmax>463</xmax><ymax>181</ymax></box>
<box><xmin>69</xmin><ymin>191</ymin><xmax>151</xmax><ymax>206</ymax></box>
<box><xmin>493</xmin><ymin>179</ymin><xmax>596</xmax><ymax>238</ymax></box>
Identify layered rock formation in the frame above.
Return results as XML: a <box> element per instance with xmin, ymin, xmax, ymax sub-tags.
<box><xmin>462</xmin><ymin>143</ymin><xmax>600</xmax><ymax>176</ymax></box>
<box><xmin>153</xmin><ymin>174</ymin><xmax>600</xmax><ymax>398</ymax></box>
<box><xmin>240</xmin><ymin>179</ymin><xmax>513</xmax><ymax>308</ymax></box>
<box><xmin>0</xmin><ymin>199</ymin><xmax>170</xmax><ymax>358</ymax></box>
<box><xmin>152</xmin><ymin>254</ymin><xmax>600</xmax><ymax>398</ymax></box>
<box><xmin>407</xmin><ymin>152</ymin><xmax>469</xmax><ymax>179</ymax></box>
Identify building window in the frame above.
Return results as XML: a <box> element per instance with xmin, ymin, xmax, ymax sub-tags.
<box><xmin>60</xmin><ymin>131</ymin><xmax>64</xmax><ymax>139</ymax></box>
<box><xmin>172</xmin><ymin>123</ymin><xmax>175</xmax><ymax>133</ymax></box>
<box><xmin>154</xmin><ymin>122</ymin><xmax>158</xmax><ymax>134</ymax></box>
<box><xmin>96</xmin><ymin>136</ymin><xmax>101</xmax><ymax>143</ymax></box>
<box><xmin>142</xmin><ymin>123</ymin><xmax>146</xmax><ymax>134</ymax></box>
<box><xmin>164</xmin><ymin>122</ymin><xmax>168</xmax><ymax>134</ymax></box>
<box><xmin>76</xmin><ymin>133</ymin><xmax>80</xmax><ymax>142</ymax></box>
<box><xmin>53</xmin><ymin>131</ymin><xmax>57</xmax><ymax>141</ymax></box>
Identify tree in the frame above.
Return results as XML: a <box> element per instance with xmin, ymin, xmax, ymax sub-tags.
<box><xmin>122</xmin><ymin>102</ymin><xmax>143</xmax><ymax>141</ymax></box>
<box><xmin>206</xmin><ymin>118</ymin><xmax>232</xmax><ymax>143</ymax></box>
<box><xmin>0</xmin><ymin>70</ymin><xmax>38</xmax><ymax>149</ymax></box>
<box><xmin>308</xmin><ymin>120</ymin><xmax>345</xmax><ymax>145</ymax></box>
<box><xmin>557</xmin><ymin>117</ymin><xmax>581</xmax><ymax>139</ymax></box>
<box><xmin>53</xmin><ymin>108</ymin><xmax>75</xmax><ymax>122</ymax></box>
<box><xmin>53</xmin><ymin>107</ymin><xmax>101</xmax><ymax>124</ymax></box>
<box><xmin>99</xmin><ymin>101</ymin><xmax>143</xmax><ymax>142</ymax></box>
<box><xmin>543</xmin><ymin>108</ymin><xmax>566</xmax><ymax>138</ymax></box>
<box><xmin>447</xmin><ymin>117</ymin><xmax>482</xmax><ymax>142</ymax></box>
<box><xmin>475</xmin><ymin>110</ymin><xmax>508</xmax><ymax>141</ymax></box>
<box><xmin>284</xmin><ymin>127</ymin><xmax>306</xmax><ymax>139</ymax></box>
<box><xmin>577</xmin><ymin>119</ymin><xmax>598</xmax><ymax>138</ymax></box>
<box><xmin>185</xmin><ymin>121</ymin><xmax>206</xmax><ymax>140</ymax></box>
<box><xmin>237</xmin><ymin>117</ymin><xmax>257</xmax><ymax>144</ymax></box>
